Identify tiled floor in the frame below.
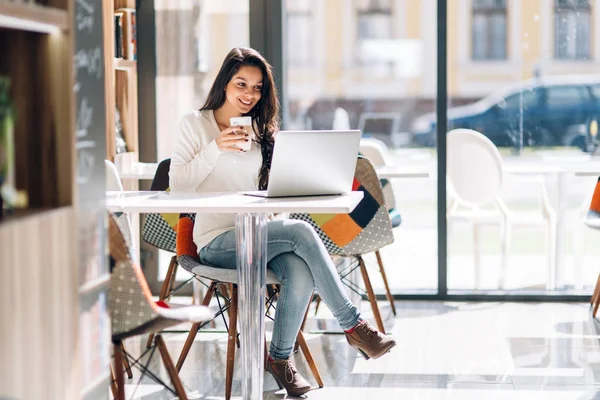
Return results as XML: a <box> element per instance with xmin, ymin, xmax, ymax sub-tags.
<box><xmin>120</xmin><ymin>300</ymin><xmax>600</xmax><ymax>399</ymax></box>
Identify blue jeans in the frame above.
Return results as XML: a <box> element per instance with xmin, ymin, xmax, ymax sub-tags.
<box><xmin>199</xmin><ymin>219</ymin><xmax>362</xmax><ymax>359</ymax></box>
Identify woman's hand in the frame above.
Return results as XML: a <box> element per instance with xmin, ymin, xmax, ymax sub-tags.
<box><xmin>215</xmin><ymin>126</ymin><xmax>249</xmax><ymax>152</ymax></box>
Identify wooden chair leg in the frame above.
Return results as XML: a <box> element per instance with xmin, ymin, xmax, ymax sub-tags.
<box><xmin>147</xmin><ymin>255</ymin><xmax>178</xmax><ymax>348</ymax></box>
<box><xmin>296</xmin><ymin>330</ymin><xmax>324</xmax><ymax>388</ymax></box>
<box><xmin>110</xmin><ymin>364</ymin><xmax>118</xmax><ymax>399</ymax></box>
<box><xmin>591</xmin><ymin>273</ymin><xmax>600</xmax><ymax>306</ymax></box>
<box><xmin>375</xmin><ymin>250</ymin><xmax>397</xmax><ymax>316</ymax></box>
<box><xmin>314</xmin><ymin>296</ymin><xmax>322</xmax><ymax>316</ymax></box>
<box><xmin>593</xmin><ymin>274</ymin><xmax>600</xmax><ymax>318</ymax></box>
<box><xmin>176</xmin><ymin>282</ymin><xmax>217</xmax><ymax>371</ymax></box>
<box><xmin>156</xmin><ymin>334</ymin><xmax>188</xmax><ymax>400</ymax></box>
<box><xmin>121</xmin><ymin>342</ymin><xmax>133</xmax><ymax>379</ymax></box>
<box><xmin>358</xmin><ymin>256</ymin><xmax>386</xmax><ymax>333</ymax></box>
<box><xmin>114</xmin><ymin>341</ymin><xmax>125</xmax><ymax>400</ymax></box>
<box><xmin>225</xmin><ymin>285</ymin><xmax>238</xmax><ymax>400</ymax></box>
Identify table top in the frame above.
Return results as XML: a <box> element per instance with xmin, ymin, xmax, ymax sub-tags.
<box><xmin>375</xmin><ymin>165</ymin><xmax>431</xmax><ymax>179</ymax></box>
<box><xmin>106</xmin><ymin>191</ymin><xmax>364</xmax><ymax>214</ymax></box>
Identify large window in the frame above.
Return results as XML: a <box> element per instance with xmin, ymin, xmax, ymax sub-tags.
<box><xmin>355</xmin><ymin>0</ymin><xmax>393</xmax><ymax>71</ymax></box>
<box><xmin>554</xmin><ymin>0</ymin><xmax>591</xmax><ymax>60</ymax></box>
<box><xmin>472</xmin><ymin>0</ymin><xmax>507</xmax><ymax>60</ymax></box>
<box><xmin>287</xmin><ymin>0</ymin><xmax>314</xmax><ymax>66</ymax></box>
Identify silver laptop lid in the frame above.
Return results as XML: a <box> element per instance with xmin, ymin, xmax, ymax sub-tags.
<box><xmin>267</xmin><ymin>130</ymin><xmax>362</xmax><ymax>197</ymax></box>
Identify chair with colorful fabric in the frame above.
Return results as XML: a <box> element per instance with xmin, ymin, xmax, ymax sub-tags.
<box><xmin>359</xmin><ymin>138</ymin><xmax>402</xmax><ymax>229</ymax></box>
<box><xmin>174</xmin><ymin>213</ymin><xmax>324</xmax><ymax>400</ymax></box>
<box><xmin>289</xmin><ymin>156</ymin><xmax>395</xmax><ymax>333</ymax></box>
<box><xmin>585</xmin><ymin>177</ymin><xmax>600</xmax><ymax>318</ymax></box>
<box><xmin>108</xmin><ymin>212</ymin><xmax>211</xmax><ymax>400</ymax></box>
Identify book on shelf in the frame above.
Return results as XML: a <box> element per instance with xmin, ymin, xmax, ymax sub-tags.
<box><xmin>114</xmin><ymin>8</ymin><xmax>137</xmax><ymax>61</ymax></box>
<box><xmin>114</xmin><ymin>13</ymin><xmax>123</xmax><ymax>59</ymax></box>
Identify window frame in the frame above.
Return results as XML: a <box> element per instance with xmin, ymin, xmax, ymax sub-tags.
<box><xmin>554</xmin><ymin>0</ymin><xmax>592</xmax><ymax>60</ymax></box>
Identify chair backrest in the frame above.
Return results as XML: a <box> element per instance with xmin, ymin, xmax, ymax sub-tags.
<box><xmin>106</xmin><ymin>159</ymin><xmax>133</xmax><ymax>250</ymax></box>
<box><xmin>105</xmin><ymin>159</ymin><xmax>124</xmax><ymax>191</ymax></box>
<box><xmin>585</xmin><ymin>177</ymin><xmax>600</xmax><ymax>229</ymax></box>
<box><xmin>108</xmin><ymin>212</ymin><xmax>159</xmax><ymax>337</ymax></box>
<box><xmin>141</xmin><ymin>158</ymin><xmax>178</xmax><ymax>252</ymax></box>
<box><xmin>359</xmin><ymin>138</ymin><xmax>391</xmax><ymax>167</ymax></box>
<box><xmin>289</xmin><ymin>156</ymin><xmax>394</xmax><ymax>256</ymax></box>
<box><xmin>447</xmin><ymin>129</ymin><xmax>503</xmax><ymax>207</ymax></box>
<box><xmin>175</xmin><ymin>213</ymin><xmax>200</xmax><ymax>272</ymax></box>
<box><xmin>359</xmin><ymin>138</ymin><xmax>397</xmax><ymax>213</ymax></box>
<box><xmin>332</xmin><ymin>107</ymin><xmax>351</xmax><ymax>130</ymax></box>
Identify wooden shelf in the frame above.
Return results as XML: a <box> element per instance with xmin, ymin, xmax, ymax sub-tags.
<box><xmin>114</xmin><ymin>58</ymin><xmax>136</xmax><ymax>71</ymax></box>
<box><xmin>0</xmin><ymin>1</ymin><xmax>68</xmax><ymax>33</ymax></box>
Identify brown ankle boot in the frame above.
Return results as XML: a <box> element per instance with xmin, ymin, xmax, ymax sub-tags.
<box><xmin>345</xmin><ymin>320</ymin><xmax>396</xmax><ymax>360</ymax></box>
<box><xmin>266</xmin><ymin>356</ymin><xmax>311</xmax><ymax>397</ymax></box>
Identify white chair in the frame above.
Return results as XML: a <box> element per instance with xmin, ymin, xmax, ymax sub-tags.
<box><xmin>359</xmin><ymin>137</ymin><xmax>393</xmax><ymax>167</ymax></box>
<box><xmin>332</xmin><ymin>107</ymin><xmax>351</xmax><ymax>130</ymax></box>
<box><xmin>106</xmin><ymin>159</ymin><xmax>135</xmax><ymax>255</ymax></box>
<box><xmin>447</xmin><ymin>129</ymin><xmax>556</xmax><ymax>289</ymax></box>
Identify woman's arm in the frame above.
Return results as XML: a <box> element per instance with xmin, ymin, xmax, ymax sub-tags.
<box><xmin>169</xmin><ymin>112</ymin><xmax>222</xmax><ymax>191</ymax></box>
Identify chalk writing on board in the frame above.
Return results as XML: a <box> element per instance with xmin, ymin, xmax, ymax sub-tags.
<box><xmin>74</xmin><ymin>0</ymin><xmax>105</xmax><ymax>203</ymax></box>
<box><xmin>76</xmin><ymin>0</ymin><xmax>95</xmax><ymax>33</ymax></box>
<box><xmin>74</xmin><ymin>47</ymin><xmax>102</xmax><ymax>80</ymax></box>
<box><xmin>76</xmin><ymin>97</ymin><xmax>93</xmax><ymax>139</ymax></box>
<box><xmin>75</xmin><ymin>140</ymin><xmax>96</xmax><ymax>185</ymax></box>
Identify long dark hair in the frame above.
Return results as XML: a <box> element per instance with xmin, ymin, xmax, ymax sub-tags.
<box><xmin>200</xmin><ymin>47</ymin><xmax>280</xmax><ymax>190</ymax></box>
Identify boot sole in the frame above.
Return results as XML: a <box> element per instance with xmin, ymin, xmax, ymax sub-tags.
<box><xmin>356</xmin><ymin>341</ymin><xmax>397</xmax><ymax>360</ymax></box>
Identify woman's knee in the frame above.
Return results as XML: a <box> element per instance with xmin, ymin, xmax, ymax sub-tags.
<box><xmin>271</xmin><ymin>252</ymin><xmax>314</xmax><ymax>295</ymax></box>
<box><xmin>286</xmin><ymin>220</ymin><xmax>320</xmax><ymax>248</ymax></box>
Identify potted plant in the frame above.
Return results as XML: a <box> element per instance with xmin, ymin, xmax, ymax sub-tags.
<box><xmin>0</xmin><ymin>76</ymin><xmax>15</xmax><ymax>219</ymax></box>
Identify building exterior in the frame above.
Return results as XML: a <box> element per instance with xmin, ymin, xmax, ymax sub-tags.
<box><xmin>156</xmin><ymin>0</ymin><xmax>600</xmax><ymax>153</ymax></box>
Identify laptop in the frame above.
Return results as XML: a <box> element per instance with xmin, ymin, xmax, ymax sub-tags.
<box><xmin>244</xmin><ymin>130</ymin><xmax>362</xmax><ymax>198</ymax></box>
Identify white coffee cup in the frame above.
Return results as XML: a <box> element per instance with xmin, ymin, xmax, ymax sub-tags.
<box><xmin>230</xmin><ymin>116</ymin><xmax>253</xmax><ymax>152</ymax></box>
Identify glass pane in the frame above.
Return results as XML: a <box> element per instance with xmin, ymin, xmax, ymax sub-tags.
<box><xmin>285</xmin><ymin>0</ymin><xmax>439</xmax><ymax>294</ymax></box>
<box><xmin>448</xmin><ymin>0</ymin><xmax>600</xmax><ymax>295</ymax></box>
<box><xmin>152</xmin><ymin>0</ymin><xmax>250</xmax><ymax>285</ymax></box>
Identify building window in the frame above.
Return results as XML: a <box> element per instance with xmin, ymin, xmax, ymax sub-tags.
<box><xmin>287</xmin><ymin>0</ymin><xmax>314</xmax><ymax>66</ymax></box>
<box><xmin>554</xmin><ymin>0</ymin><xmax>591</xmax><ymax>60</ymax></box>
<box><xmin>355</xmin><ymin>0</ymin><xmax>393</xmax><ymax>72</ymax></box>
<box><xmin>472</xmin><ymin>0</ymin><xmax>507</xmax><ymax>61</ymax></box>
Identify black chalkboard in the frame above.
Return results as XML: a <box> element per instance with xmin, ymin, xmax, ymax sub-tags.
<box><xmin>74</xmin><ymin>0</ymin><xmax>106</xmax><ymax>204</ymax></box>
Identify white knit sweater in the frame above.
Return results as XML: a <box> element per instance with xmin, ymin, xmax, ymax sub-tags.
<box><xmin>169</xmin><ymin>109</ymin><xmax>262</xmax><ymax>250</ymax></box>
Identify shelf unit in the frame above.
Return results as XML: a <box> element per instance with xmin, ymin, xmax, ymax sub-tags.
<box><xmin>0</xmin><ymin>1</ymin><xmax>68</xmax><ymax>32</ymax></box>
<box><xmin>104</xmin><ymin>0</ymin><xmax>138</xmax><ymax>171</ymax></box>
<box><xmin>0</xmin><ymin>1</ymin><xmax>109</xmax><ymax>399</ymax></box>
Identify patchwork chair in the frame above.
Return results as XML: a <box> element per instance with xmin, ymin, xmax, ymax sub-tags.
<box><xmin>105</xmin><ymin>159</ymin><xmax>135</xmax><ymax>380</ymax></box>
<box><xmin>174</xmin><ymin>213</ymin><xmax>324</xmax><ymax>400</ymax></box>
<box><xmin>108</xmin><ymin>212</ymin><xmax>211</xmax><ymax>400</ymax></box>
<box><xmin>585</xmin><ymin>177</ymin><xmax>600</xmax><ymax>318</ymax></box>
<box><xmin>290</xmin><ymin>156</ymin><xmax>395</xmax><ymax>333</ymax></box>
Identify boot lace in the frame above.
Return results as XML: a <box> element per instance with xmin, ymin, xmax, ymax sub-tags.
<box><xmin>283</xmin><ymin>359</ymin><xmax>299</xmax><ymax>383</ymax></box>
<box><xmin>357</xmin><ymin>321</ymin><xmax>377</xmax><ymax>339</ymax></box>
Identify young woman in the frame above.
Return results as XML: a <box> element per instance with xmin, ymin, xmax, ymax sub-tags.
<box><xmin>170</xmin><ymin>47</ymin><xmax>396</xmax><ymax>397</ymax></box>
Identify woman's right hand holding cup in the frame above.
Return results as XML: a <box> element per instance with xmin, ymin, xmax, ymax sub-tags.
<box><xmin>215</xmin><ymin>126</ymin><xmax>249</xmax><ymax>152</ymax></box>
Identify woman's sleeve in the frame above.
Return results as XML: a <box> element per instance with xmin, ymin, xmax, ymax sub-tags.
<box><xmin>169</xmin><ymin>113</ymin><xmax>222</xmax><ymax>191</ymax></box>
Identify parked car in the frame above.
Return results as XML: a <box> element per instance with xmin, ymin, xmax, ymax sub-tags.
<box><xmin>411</xmin><ymin>75</ymin><xmax>600</xmax><ymax>151</ymax></box>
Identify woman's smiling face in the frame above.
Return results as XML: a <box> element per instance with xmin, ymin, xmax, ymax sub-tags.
<box><xmin>225</xmin><ymin>65</ymin><xmax>263</xmax><ymax>115</ymax></box>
